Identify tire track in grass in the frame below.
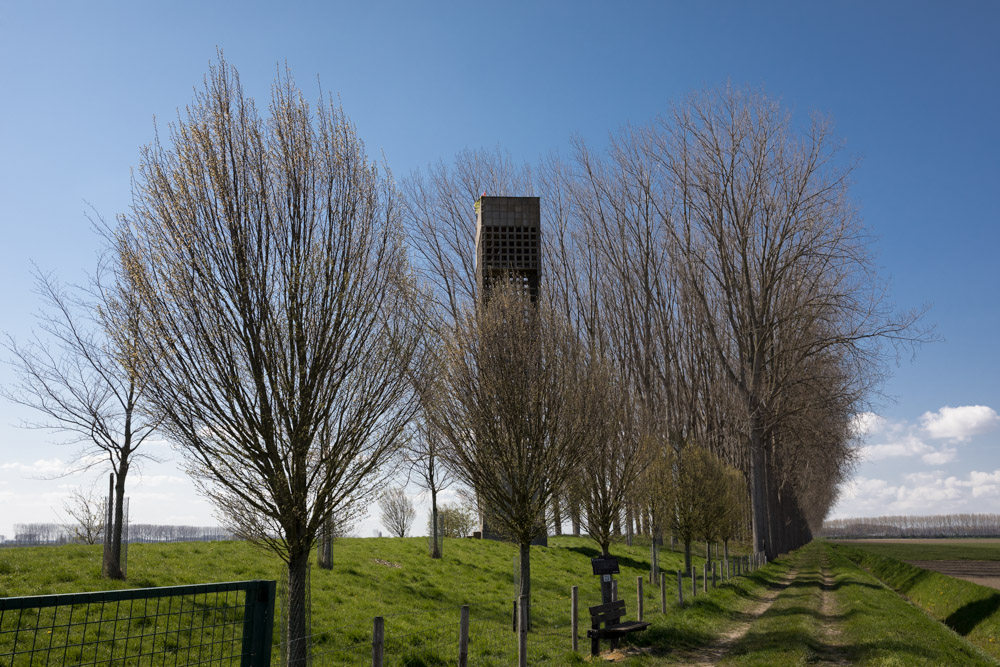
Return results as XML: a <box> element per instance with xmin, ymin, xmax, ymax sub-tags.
<box><xmin>818</xmin><ymin>556</ymin><xmax>852</xmax><ymax>665</ymax></box>
<box><xmin>672</xmin><ymin>567</ymin><xmax>799</xmax><ymax>666</ymax></box>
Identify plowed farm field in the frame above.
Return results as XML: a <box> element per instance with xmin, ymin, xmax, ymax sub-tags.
<box><xmin>834</xmin><ymin>538</ymin><xmax>1000</xmax><ymax>589</ymax></box>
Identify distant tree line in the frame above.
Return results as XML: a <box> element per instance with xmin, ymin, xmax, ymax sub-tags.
<box><xmin>5</xmin><ymin>523</ymin><xmax>232</xmax><ymax>546</ymax></box>
<box><xmin>820</xmin><ymin>514</ymin><xmax>1000</xmax><ymax>539</ymax></box>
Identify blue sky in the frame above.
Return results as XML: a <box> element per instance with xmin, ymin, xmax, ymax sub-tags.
<box><xmin>1</xmin><ymin>1</ymin><xmax>998</xmax><ymax>538</ymax></box>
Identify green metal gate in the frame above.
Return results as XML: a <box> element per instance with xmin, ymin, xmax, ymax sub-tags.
<box><xmin>0</xmin><ymin>579</ymin><xmax>275</xmax><ymax>666</ymax></box>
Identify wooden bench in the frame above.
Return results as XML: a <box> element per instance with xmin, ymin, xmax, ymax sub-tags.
<box><xmin>586</xmin><ymin>598</ymin><xmax>650</xmax><ymax>656</ymax></box>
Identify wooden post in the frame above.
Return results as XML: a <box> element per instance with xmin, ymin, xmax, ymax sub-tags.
<box><xmin>677</xmin><ymin>570</ymin><xmax>683</xmax><ymax>606</ymax></box>
<box><xmin>611</xmin><ymin>579</ymin><xmax>617</xmax><ymax>601</ymax></box>
<box><xmin>372</xmin><ymin>616</ymin><xmax>384</xmax><ymax>667</ymax></box>
<box><xmin>512</xmin><ymin>599</ymin><xmax>517</xmax><ymax>632</ymax></box>
<box><xmin>637</xmin><ymin>576</ymin><xmax>644</xmax><ymax>621</ymax></box>
<box><xmin>660</xmin><ymin>572</ymin><xmax>666</xmax><ymax>613</ymax></box>
<box><xmin>518</xmin><ymin>595</ymin><xmax>528</xmax><ymax>667</ymax></box>
<box><xmin>691</xmin><ymin>566</ymin><xmax>696</xmax><ymax>598</ymax></box>
<box><xmin>703</xmin><ymin>563</ymin><xmax>708</xmax><ymax>593</ymax></box>
<box><xmin>459</xmin><ymin>605</ymin><xmax>469</xmax><ymax>667</ymax></box>
<box><xmin>712</xmin><ymin>562</ymin><xmax>717</xmax><ymax>588</ymax></box>
<box><xmin>571</xmin><ymin>586</ymin><xmax>578</xmax><ymax>652</ymax></box>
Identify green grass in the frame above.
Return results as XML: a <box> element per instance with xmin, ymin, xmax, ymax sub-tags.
<box><xmin>831</xmin><ymin>541</ymin><xmax>1000</xmax><ymax>662</ymax></box>
<box><xmin>0</xmin><ymin>535</ymin><xmax>742</xmax><ymax>665</ymax></box>
<box><xmin>4</xmin><ymin>537</ymin><xmax>998</xmax><ymax>665</ymax></box>
<box><xmin>832</xmin><ymin>539</ymin><xmax>1000</xmax><ymax>561</ymax></box>
<box><xmin>713</xmin><ymin>541</ymin><xmax>995</xmax><ymax>666</ymax></box>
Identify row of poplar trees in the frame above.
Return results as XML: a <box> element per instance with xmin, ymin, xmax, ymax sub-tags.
<box><xmin>4</xmin><ymin>57</ymin><xmax>927</xmax><ymax>665</ymax></box>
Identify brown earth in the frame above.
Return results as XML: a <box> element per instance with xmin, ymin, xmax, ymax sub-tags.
<box><xmin>905</xmin><ymin>559</ymin><xmax>1000</xmax><ymax>590</ymax></box>
<box><xmin>841</xmin><ymin>538</ymin><xmax>1000</xmax><ymax>545</ymax></box>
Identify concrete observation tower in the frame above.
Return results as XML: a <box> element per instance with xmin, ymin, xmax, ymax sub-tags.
<box><xmin>473</xmin><ymin>195</ymin><xmax>547</xmax><ymax>546</ymax></box>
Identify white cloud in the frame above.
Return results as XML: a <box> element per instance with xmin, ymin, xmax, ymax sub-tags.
<box><xmin>0</xmin><ymin>458</ymin><xmax>68</xmax><ymax>476</ymax></box>
<box><xmin>862</xmin><ymin>434</ymin><xmax>932</xmax><ymax>461</ymax></box>
<box><xmin>832</xmin><ymin>468</ymin><xmax>1000</xmax><ymax>517</ymax></box>
<box><xmin>851</xmin><ymin>412</ymin><xmax>886</xmax><ymax>439</ymax></box>
<box><xmin>921</xmin><ymin>447</ymin><xmax>958</xmax><ymax>465</ymax></box>
<box><xmin>920</xmin><ymin>405</ymin><xmax>1000</xmax><ymax>442</ymax></box>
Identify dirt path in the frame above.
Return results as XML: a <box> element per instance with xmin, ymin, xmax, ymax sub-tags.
<box><xmin>670</xmin><ymin>568</ymin><xmax>799</xmax><ymax>666</ymax></box>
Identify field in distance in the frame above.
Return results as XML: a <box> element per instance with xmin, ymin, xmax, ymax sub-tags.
<box><xmin>833</xmin><ymin>538</ymin><xmax>1000</xmax><ymax>591</ymax></box>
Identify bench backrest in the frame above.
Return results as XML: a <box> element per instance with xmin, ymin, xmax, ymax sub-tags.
<box><xmin>588</xmin><ymin>599</ymin><xmax>626</xmax><ymax>627</ymax></box>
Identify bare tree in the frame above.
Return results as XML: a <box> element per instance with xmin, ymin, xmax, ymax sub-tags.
<box><xmin>2</xmin><ymin>265</ymin><xmax>159</xmax><ymax>578</ymax></box>
<box><xmin>429</xmin><ymin>283</ymin><xmax>599</xmax><ymax>619</ymax></box>
<box><xmin>379</xmin><ymin>487</ymin><xmax>416</xmax><ymax>538</ymax></box>
<box><xmin>403</xmin><ymin>416</ymin><xmax>452</xmax><ymax>556</ymax></box>
<box><xmin>59</xmin><ymin>486</ymin><xmax>106</xmax><ymax>545</ymax></box>
<box><xmin>573</xmin><ymin>370</ymin><xmax>649</xmax><ymax>557</ymax></box>
<box><xmin>648</xmin><ymin>87</ymin><xmax>930</xmax><ymax>557</ymax></box>
<box><xmin>114</xmin><ymin>58</ymin><xmax>421</xmax><ymax>666</ymax></box>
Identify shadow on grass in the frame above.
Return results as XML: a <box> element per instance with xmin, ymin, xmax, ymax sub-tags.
<box><xmin>562</xmin><ymin>545</ymin><xmax>652</xmax><ymax>574</ymax></box>
<box><xmin>945</xmin><ymin>592</ymin><xmax>1000</xmax><ymax>636</ymax></box>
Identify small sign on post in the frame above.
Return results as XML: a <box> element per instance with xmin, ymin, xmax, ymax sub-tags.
<box><xmin>592</xmin><ymin>556</ymin><xmax>620</xmax><ymax>605</ymax></box>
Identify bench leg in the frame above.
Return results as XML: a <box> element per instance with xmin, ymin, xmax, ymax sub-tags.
<box><xmin>591</xmin><ymin>635</ymin><xmax>599</xmax><ymax>657</ymax></box>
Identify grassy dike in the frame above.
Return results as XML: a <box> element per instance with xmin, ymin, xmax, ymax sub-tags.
<box><xmin>830</xmin><ymin>541</ymin><xmax>1000</xmax><ymax>663</ymax></box>
<box><xmin>0</xmin><ymin>535</ymin><xmax>749</xmax><ymax>665</ymax></box>
<box><xmin>4</xmin><ymin>536</ymin><xmax>997</xmax><ymax>664</ymax></box>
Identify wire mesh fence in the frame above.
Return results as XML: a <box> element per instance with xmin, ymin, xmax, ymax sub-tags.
<box><xmin>0</xmin><ymin>580</ymin><xmax>275</xmax><ymax>666</ymax></box>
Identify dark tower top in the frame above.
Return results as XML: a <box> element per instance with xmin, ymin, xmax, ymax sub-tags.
<box><xmin>475</xmin><ymin>196</ymin><xmax>540</xmax><ymax>301</ymax></box>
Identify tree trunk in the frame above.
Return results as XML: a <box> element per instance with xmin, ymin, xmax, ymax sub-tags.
<box><xmin>431</xmin><ymin>489</ymin><xmax>441</xmax><ymax>559</ymax></box>
<box><xmin>286</xmin><ymin>551</ymin><xmax>310</xmax><ymax>667</ymax></box>
<box><xmin>705</xmin><ymin>541</ymin><xmax>711</xmax><ymax>566</ymax></box>
<box><xmin>724</xmin><ymin>539</ymin><xmax>729</xmax><ymax>562</ymax></box>
<box><xmin>551</xmin><ymin>496</ymin><xmax>562</xmax><ymax>536</ymax></box>
<box><xmin>317</xmin><ymin>515</ymin><xmax>333</xmax><ymax>569</ymax></box>
<box><xmin>570</xmin><ymin>504</ymin><xmax>581</xmax><ymax>536</ymax></box>
<box><xmin>749</xmin><ymin>419</ymin><xmax>771</xmax><ymax>559</ymax></box>
<box><xmin>518</xmin><ymin>541</ymin><xmax>531</xmax><ymax>631</ymax></box>
<box><xmin>683</xmin><ymin>540</ymin><xmax>691</xmax><ymax>572</ymax></box>
<box><xmin>106</xmin><ymin>465</ymin><xmax>127</xmax><ymax>580</ymax></box>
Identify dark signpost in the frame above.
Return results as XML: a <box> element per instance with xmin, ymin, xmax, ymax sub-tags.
<box><xmin>592</xmin><ymin>556</ymin><xmax>620</xmax><ymax>604</ymax></box>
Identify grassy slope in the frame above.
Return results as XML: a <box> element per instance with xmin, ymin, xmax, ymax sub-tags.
<box><xmin>831</xmin><ymin>541</ymin><xmax>1000</xmax><ymax>663</ymax></box>
<box><xmin>4</xmin><ymin>537</ymin><xmax>997</xmax><ymax>665</ymax></box>
<box><xmin>832</xmin><ymin>539</ymin><xmax>1000</xmax><ymax>562</ymax></box>
<box><xmin>0</xmin><ymin>535</ymin><xmax>738</xmax><ymax>665</ymax></box>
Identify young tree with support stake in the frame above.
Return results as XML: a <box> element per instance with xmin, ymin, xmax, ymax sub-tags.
<box><xmin>429</xmin><ymin>282</ymin><xmax>600</xmax><ymax>632</ymax></box>
<box><xmin>2</xmin><ymin>265</ymin><xmax>159</xmax><ymax>579</ymax></box>
<box><xmin>114</xmin><ymin>58</ymin><xmax>421</xmax><ymax>667</ymax></box>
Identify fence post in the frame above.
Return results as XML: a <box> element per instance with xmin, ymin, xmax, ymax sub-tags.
<box><xmin>241</xmin><ymin>580</ymin><xmax>276</xmax><ymax>667</ymax></box>
<box><xmin>459</xmin><ymin>605</ymin><xmax>469</xmax><ymax>667</ymax></box>
<box><xmin>712</xmin><ymin>562</ymin><xmax>717</xmax><ymax>588</ymax></box>
<box><xmin>512</xmin><ymin>599</ymin><xmax>517</xmax><ymax>632</ymax></box>
<box><xmin>691</xmin><ymin>566</ymin><xmax>696</xmax><ymax>598</ymax></box>
<box><xmin>703</xmin><ymin>563</ymin><xmax>708</xmax><ymax>593</ymax></box>
<box><xmin>660</xmin><ymin>572</ymin><xmax>666</xmax><ymax>613</ymax></box>
<box><xmin>372</xmin><ymin>616</ymin><xmax>384</xmax><ymax>667</ymax></box>
<box><xmin>518</xmin><ymin>595</ymin><xmax>528</xmax><ymax>667</ymax></box>
<box><xmin>571</xmin><ymin>586</ymin><xmax>578</xmax><ymax>652</ymax></box>
<box><xmin>637</xmin><ymin>576</ymin><xmax>644</xmax><ymax>621</ymax></box>
<box><xmin>677</xmin><ymin>570</ymin><xmax>683</xmax><ymax>606</ymax></box>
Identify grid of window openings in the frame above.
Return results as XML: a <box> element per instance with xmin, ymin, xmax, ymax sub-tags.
<box><xmin>478</xmin><ymin>197</ymin><xmax>540</xmax><ymax>273</ymax></box>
